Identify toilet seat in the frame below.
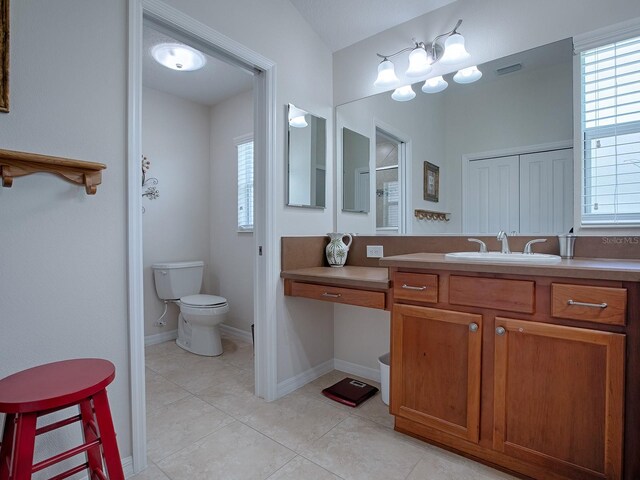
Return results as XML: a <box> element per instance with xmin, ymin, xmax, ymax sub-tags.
<box><xmin>180</xmin><ymin>294</ymin><xmax>227</xmax><ymax>308</ymax></box>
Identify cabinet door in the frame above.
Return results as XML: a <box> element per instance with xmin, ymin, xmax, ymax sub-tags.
<box><xmin>391</xmin><ymin>304</ymin><xmax>482</xmax><ymax>443</ymax></box>
<box><xmin>494</xmin><ymin>317</ymin><xmax>625</xmax><ymax>479</ymax></box>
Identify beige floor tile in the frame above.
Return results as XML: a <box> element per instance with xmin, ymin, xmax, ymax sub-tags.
<box><xmin>196</xmin><ymin>369</ymin><xmax>263</xmax><ymax>419</ymax></box>
<box><xmin>127</xmin><ymin>462</ymin><xmax>171</xmax><ymax>480</ymax></box>
<box><xmin>145</xmin><ymin>340</ymin><xmax>186</xmax><ymax>361</ymax></box>
<box><xmin>146</xmin><ymin>351</ymin><xmax>244</xmax><ymax>394</ymax></box>
<box><xmin>267</xmin><ymin>456</ymin><xmax>341</xmax><ymax>480</ymax></box>
<box><xmin>240</xmin><ymin>390</ymin><xmax>350</xmax><ymax>452</ymax></box>
<box><xmin>219</xmin><ymin>336</ymin><xmax>255</xmax><ymax>370</ymax></box>
<box><xmin>145</xmin><ymin>368</ymin><xmax>191</xmax><ymax>414</ymax></box>
<box><xmin>157</xmin><ymin>421</ymin><xmax>296</xmax><ymax>480</ymax></box>
<box><xmin>407</xmin><ymin>446</ymin><xmax>518</xmax><ymax>480</ymax></box>
<box><xmin>302</xmin><ymin>416</ymin><xmax>425</xmax><ymax>480</ymax></box>
<box><xmin>146</xmin><ymin>395</ymin><xmax>234</xmax><ymax>462</ymax></box>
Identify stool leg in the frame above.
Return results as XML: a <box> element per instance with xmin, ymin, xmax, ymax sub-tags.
<box><xmin>0</xmin><ymin>414</ymin><xmax>16</xmax><ymax>480</ymax></box>
<box><xmin>79</xmin><ymin>399</ymin><xmax>104</xmax><ymax>476</ymax></box>
<box><xmin>92</xmin><ymin>390</ymin><xmax>124</xmax><ymax>480</ymax></box>
<box><xmin>11</xmin><ymin>413</ymin><xmax>37</xmax><ymax>480</ymax></box>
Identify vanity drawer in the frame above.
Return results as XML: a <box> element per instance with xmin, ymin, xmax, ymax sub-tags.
<box><xmin>552</xmin><ymin>283</ymin><xmax>627</xmax><ymax>326</ymax></box>
<box><xmin>449</xmin><ymin>276</ymin><xmax>535</xmax><ymax>313</ymax></box>
<box><xmin>393</xmin><ymin>272</ymin><xmax>438</xmax><ymax>303</ymax></box>
<box><xmin>287</xmin><ymin>281</ymin><xmax>386</xmax><ymax>309</ymax></box>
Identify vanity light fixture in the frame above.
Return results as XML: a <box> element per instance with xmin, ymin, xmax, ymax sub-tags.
<box><xmin>374</xmin><ymin>19</ymin><xmax>480</xmax><ymax>101</ymax></box>
<box><xmin>151</xmin><ymin>43</ymin><xmax>206</xmax><ymax>71</ymax></box>
<box><xmin>288</xmin><ymin>104</ymin><xmax>308</xmax><ymax>128</ymax></box>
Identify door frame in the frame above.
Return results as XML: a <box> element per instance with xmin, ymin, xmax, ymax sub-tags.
<box><xmin>127</xmin><ymin>0</ymin><xmax>278</xmax><ymax>473</ymax></box>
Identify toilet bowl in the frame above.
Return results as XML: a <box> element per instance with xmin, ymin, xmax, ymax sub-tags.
<box><xmin>177</xmin><ymin>294</ymin><xmax>229</xmax><ymax>356</ymax></box>
<box><xmin>151</xmin><ymin>261</ymin><xmax>230</xmax><ymax>357</ymax></box>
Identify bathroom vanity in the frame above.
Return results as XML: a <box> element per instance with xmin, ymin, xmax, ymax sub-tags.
<box><xmin>380</xmin><ymin>253</ymin><xmax>640</xmax><ymax>480</ymax></box>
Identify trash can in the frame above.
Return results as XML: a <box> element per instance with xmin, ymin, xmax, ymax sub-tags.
<box><xmin>378</xmin><ymin>352</ymin><xmax>390</xmax><ymax>405</ymax></box>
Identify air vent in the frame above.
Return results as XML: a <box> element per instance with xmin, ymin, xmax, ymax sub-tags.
<box><xmin>496</xmin><ymin>63</ymin><xmax>522</xmax><ymax>75</ymax></box>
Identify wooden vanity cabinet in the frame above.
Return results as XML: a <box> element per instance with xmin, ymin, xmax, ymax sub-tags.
<box><xmin>389</xmin><ymin>269</ymin><xmax>632</xmax><ymax>480</ymax></box>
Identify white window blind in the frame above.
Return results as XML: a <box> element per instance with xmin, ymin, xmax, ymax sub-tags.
<box><xmin>237</xmin><ymin>138</ymin><xmax>254</xmax><ymax>232</ymax></box>
<box><xmin>580</xmin><ymin>34</ymin><xmax>640</xmax><ymax>225</ymax></box>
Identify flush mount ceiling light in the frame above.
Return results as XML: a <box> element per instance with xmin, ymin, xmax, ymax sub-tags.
<box><xmin>374</xmin><ymin>19</ymin><xmax>480</xmax><ymax>101</ymax></box>
<box><xmin>151</xmin><ymin>43</ymin><xmax>206</xmax><ymax>71</ymax></box>
<box><xmin>288</xmin><ymin>103</ymin><xmax>308</xmax><ymax>128</ymax></box>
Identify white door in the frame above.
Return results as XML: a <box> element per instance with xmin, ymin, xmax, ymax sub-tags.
<box><xmin>464</xmin><ymin>155</ymin><xmax>520</xmax><ymax>233</ymax></box>
<box><xmin>519</xmin><ymin>149</ymin><xmax>573</xmax><ymax>233</ymax></box>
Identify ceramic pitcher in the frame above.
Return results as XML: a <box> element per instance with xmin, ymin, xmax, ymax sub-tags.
<box><xmin>326</xmin><ymin>233</ymin><xmax>352</xmax><ymax>267</ymax></box>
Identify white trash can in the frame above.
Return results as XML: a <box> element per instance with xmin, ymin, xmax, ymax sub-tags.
<box><xmin>378</xmin><ymin>352</ymin><xmax>390</xmax><ymax>405</ymax></box>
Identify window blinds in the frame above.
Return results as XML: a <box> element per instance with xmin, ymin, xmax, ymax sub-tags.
<box><xmin>237</xmin><ymin>140</ymin><xmax>254</xmax><ymax>231</ymax></box>
<box><xmin>581</xmin><ymin>34</ymin><xmax>640</xmax><ymax>225</ymax></box>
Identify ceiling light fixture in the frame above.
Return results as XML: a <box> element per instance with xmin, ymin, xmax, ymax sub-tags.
<box><xmin>288</xmin><ymin>104</ymin><xmax>309</xmax><ymax>128</ymax></box>
<box><xmin>151</xmin><ymin>43</ymin><xmax>206</xmax><ymax>71</ymax></box>
<box><xmin>373</xmin><ymin>19</ymin><xmax>480</xmax><ymax>101</ymax></box>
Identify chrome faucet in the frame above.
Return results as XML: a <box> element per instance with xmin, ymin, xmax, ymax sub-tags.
<box><xmin>467</xmin><ymin>238</ymin><xmax>488</xmax><ymax>253</ymax></box>
<box><xmin>496</xmin><ymin>230</ymin><xmax>511</xmax><ymax>254</ymax></box>
<box><xmin>523</xmin><ymin>238</ymin><xmax>547</xmax><ymax>254</ymax></box>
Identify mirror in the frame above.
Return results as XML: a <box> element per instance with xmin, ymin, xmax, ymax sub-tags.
<box><xmin>342</xmin><ymin>127</ymin><xmax>371</xmax><ymax>212</ymax></box>
<box><xmin>336</xmin><ymin>39</ymin><xmax>574</xmax><ymax>235</ymax></box>
<box><xmin>287</xmin><ymin>103</ymin><xmax>327</xmax><ymax>208</ymax></box>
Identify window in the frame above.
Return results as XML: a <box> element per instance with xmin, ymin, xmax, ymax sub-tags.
<box><xmin>580</xmin><ymin>33</ymin><xmax>640</xmax><ymax>225</ymax></box>
<box><xmin>236</xmin><ymin>135</ymin><xmax>254</xmax><ymax>232</ymax></box>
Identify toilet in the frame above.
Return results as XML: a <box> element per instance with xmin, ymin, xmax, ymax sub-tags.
<box><xmin>151</xmin><ymin>261</ymin><xmax>229</xmax><ymax>356</ymax></box>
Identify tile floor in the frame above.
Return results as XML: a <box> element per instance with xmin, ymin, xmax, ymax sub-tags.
<box><xmin>132</xmin><ymin>335</ymin><xmax>516</xmax><ymax>480</ymax></box>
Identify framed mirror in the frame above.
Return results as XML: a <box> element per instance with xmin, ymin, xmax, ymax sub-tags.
<box><xmin>286</xmin><ymin>103</ymin><xmax>327</xmax><ymax>208</ymax></box>
<box><xmin>336</xmin><ymin>38</ymin><xmax>574</xmax><ymax>235</ymax></box>
<box><xmin>342</xmin><ymin>127</ymin><xmax>371</xmax><ymax>213</ymax></box>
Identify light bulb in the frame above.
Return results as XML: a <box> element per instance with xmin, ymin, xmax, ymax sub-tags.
<box><xmin>453</xmin><ymin>65</ymin><xmax>482</xmax><ymax>84</ymax></box>
<box><xmin>391</xmin><ymin>85</ymin><xmax>416</xmax><ymax>102</ymax></box>
<box><xmin>374</xmin><ymin>59</ymin><xmax>399</xmax><ymax>88</ymax></box>
<box><xmin>421</xmin><ymin>76</ymin><xmax>448</xmax><ymax>94</ymax></box>
<box><xmin>439</xmin><ymin>33</ymin><xmax>470</xmax><ymax>65</ymax></box>
<box><xmin>406</xmin><ymin>47</ymin><xmax>432</xmax><ymax>77</ymax></box>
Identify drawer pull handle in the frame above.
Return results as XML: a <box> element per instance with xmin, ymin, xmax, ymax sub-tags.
<box><xmin>401</xmin><ymin>284</ymin><xmax>427</xmax><ymax>291</ymax></box>
<box><xmin>322</xmin><ymin>292</ymin><xmax>341</xmax><ymax>298</ymax></box>
<box><xmin>567</xmin><ymin>299</ymin><xmax>607</xmax><ymax>309</ymax></box>
<box><xmin>496</xmin><ymin>326</ymin><xmax>506</xmax><ymax>336</ymax></box>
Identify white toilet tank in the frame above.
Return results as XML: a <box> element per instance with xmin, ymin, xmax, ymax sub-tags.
<box><xmin>151</xmin><ymin>261</ymin><xmax>204</xmax><ymax>300</ymax></box>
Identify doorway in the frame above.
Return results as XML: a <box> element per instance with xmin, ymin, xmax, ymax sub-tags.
<box><xmin>127</xmin><ymin>0</ymin><xmax>277</xmax><ymax>473</ymax></box>
<box><xmin>375</xmin><ymin>126</ymin><xmax>409</xmax><ymax>234</ymax></box>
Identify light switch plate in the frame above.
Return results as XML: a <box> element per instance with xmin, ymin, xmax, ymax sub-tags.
<box><xmin>366</xmin><ymin>245</ymin><xmax>384</xmax><ymax>258</ymax></box>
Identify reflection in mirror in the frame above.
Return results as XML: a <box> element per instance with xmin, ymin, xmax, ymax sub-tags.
<box><xmin>342</xmin><ymin>127</ymin><xmax>370</xmax><ymax>212</ymax></box>
<box><xmin>287</xmin><ymin>103</ymin><xmax>326</xmax><ymax>208</ymax></box>
<box><xmin>337</xmin><ymin>39</ymin><xmax>574</xmax><ymax>235</ymax></box>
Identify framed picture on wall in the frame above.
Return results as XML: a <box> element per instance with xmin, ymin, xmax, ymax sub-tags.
<box><xmin>423</xmin><ymin>161</ymin><xmax>439</xmax><ymax>202</ymax></box>
<box><xmin>0</xmin><ymin>0</ymin><xmax>8</xmax><ymax>113</ymax></box>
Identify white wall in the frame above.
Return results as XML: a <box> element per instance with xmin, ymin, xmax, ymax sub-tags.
<box><xmin>142</xmin><ymin>87</ymin><xmax>212</xmax><ymax>337</ymax></box>
<box><xmin>209</xmin><ymin>90</ymin><xmax>255</xmax><ymax>333</ymax></box>
<box><xmin>0</xmin><ymin>0</ymin><xmax>335</xmax><ymax>469</ymax></box>
<box><xmin>0</xmin><ymin>0</ymin><xmax>131</xmax><ymax>465</ymax></box>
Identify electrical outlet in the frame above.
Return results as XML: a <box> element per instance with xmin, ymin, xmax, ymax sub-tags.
<box><xmin>366</xmin><ymin>245</ymin><xmax>384</xmax><ymax>258</ymax></box>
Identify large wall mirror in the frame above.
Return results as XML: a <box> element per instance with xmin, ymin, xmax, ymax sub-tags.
<box><xmin>287</xmin><ymin>103</ymin><xmax>327</xmax><ymax>208</ymax></box>
<box><xmin>336</xmin><ymin>38</ymin><xmax>574</xmax><ymax>235</ymax></box>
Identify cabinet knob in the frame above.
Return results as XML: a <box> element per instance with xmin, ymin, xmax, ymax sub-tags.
<box><xmin>496</xmin><ymin>326</ymin><xmax>506</xmax><ymax>336</ymax></box>
<box><xmin>469</xmin><ymin>322</ymin><xmax>479</xmax><ymax>333</ymax></box>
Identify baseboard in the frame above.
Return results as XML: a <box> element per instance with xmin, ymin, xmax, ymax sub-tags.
<box><xmin>276</xmin><ymin>359</ymin><xmax>334</xmax><ymax>398</ymax></box>
<box><xmin>220</xmin><ymin>324</ymin><xmax>253</xmax><ymax>344</ymax></box>
<box><xmin>334</xmin><ymin>358</ymin><xmax>381</xmax><ymax>383</ymax></box>
<box><xmin>144</xmin><ymin>329</ymin><xmax>178</xmax><ymax>346</ymax></box>
<box><xmin>122</xmin><ymin>456</ymin><xmax>134</xmax><ymax>477</ymax></box>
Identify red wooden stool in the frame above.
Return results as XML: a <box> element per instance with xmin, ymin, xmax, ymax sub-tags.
<box><xmin>0</xmin><ymin>359</ymin><xmax>124</xmax><ymax>480</ymax></box>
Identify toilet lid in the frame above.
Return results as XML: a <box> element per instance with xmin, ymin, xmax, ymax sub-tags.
<box><xmin>180</xmin><ymin>294</ymin><xmax>227</xmax><ymax>307</ymax></box>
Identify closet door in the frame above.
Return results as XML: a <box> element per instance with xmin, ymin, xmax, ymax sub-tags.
<box><xmin>520</xmin><ymin>149</ymin><xmax>573</xmax><ymax>234</ymax></box>
<box><xmin>464</xmin><ymin>155</ymin><xmax>519</xmax><ymax>234</ymax></box>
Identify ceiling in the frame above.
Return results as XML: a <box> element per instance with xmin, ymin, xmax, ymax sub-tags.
<box><xmin>288</xmin><ymin>0</ymin><xmax>458</xmax><ymax>52</ymax></box>
<box><xmin>142</xmin><ymin>24</ymin><xmax>253</xmax><ymax>107</ymax></box>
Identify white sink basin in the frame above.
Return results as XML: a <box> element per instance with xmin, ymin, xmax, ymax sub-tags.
<box><xmin>445</xmin><ymin>252</ymin><xmax>562</xmax><ymax>264</ymax></box>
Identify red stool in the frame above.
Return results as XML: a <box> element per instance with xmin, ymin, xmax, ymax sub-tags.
<box><xmin>0</xmin><ymin>359</ymin><xmax>124</xmax><ymax>480</ymax></box>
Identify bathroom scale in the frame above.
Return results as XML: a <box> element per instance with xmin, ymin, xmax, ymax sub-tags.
<box><xmin>322</xmin><ymin>378</ymin><xmax>379</xmax><ymax>407</ymax></box>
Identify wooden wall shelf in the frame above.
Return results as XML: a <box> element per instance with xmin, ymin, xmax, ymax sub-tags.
<box><xmin>414</xmin><ymin>209</ymin><xmax>450</xmax><ymax>221</ymax></box>
<box><xmin>0</xmin><ymin>148</ymin><xmax>106</xmax><ymax>195</ymax></box>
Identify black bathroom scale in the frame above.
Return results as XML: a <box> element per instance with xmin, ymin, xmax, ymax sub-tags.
<box><xmin>322</xmin><ymin>377</ymin><xmax>379</xmax><ymax>407</ymax></box>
